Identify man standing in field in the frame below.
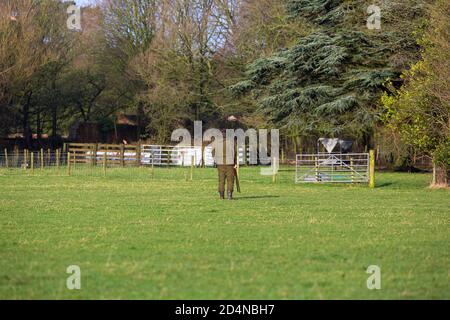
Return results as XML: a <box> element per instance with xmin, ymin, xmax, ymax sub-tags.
<box><xmin>213</xmin><ymin>128</ymin><xmax>238</xmax><ymax>200</ymax></box>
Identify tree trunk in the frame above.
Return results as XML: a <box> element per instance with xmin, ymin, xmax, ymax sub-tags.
<box><xmin>36</xmin><ymin>106</ymin><xmax>41</xmax><ymax>145</ymax></box>
<box><xmin>432</xmin><ymin>162</ymin><xmax>449</xmax><ymax>187</ymax></box>
<box><xmin>22</xmin><ymin>91</ymin><xmax>33</xmax><ymax>150</ymax></box>
<box><xmin>52</xmin><ymin>105</ymin><xmax>57</xmax><ymax>138</ymax></box>
<box><xmin>23</xmin><ymin>108</ymin><xmax>32</xmax><ymax>150</ymax></box>
<box><xmin>51</xmin><ymin>79</ymin><xmax>58</xmax><ymax>149</ymax></box>
<box><xmin>137</xmin><ymin>102</ymin><xmax>144</xmax><ymax>141</ymax></box>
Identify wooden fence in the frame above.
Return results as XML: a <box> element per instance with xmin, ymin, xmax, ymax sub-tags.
<box><xmin>68</xmin><ymin>143</ymin><xmax>141</xmax><ymax>167</ymax></box>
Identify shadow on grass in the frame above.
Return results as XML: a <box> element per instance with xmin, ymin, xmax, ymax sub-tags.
<box><xmin>376</xmin><ymin>182</ymin><xmax>394</xmax><ymax>188</ymax></box>
<box><xmin>235</xmin><ymin>195</ymin><xmax>280</xmax><ymax>200</ymax></box>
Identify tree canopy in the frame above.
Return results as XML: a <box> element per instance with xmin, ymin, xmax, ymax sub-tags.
<box><xmin>382</xmin><ymin>0</ymin><xmax>450</xmax><ymax>185</ymax></box>
<box><xmin>231</xmin><ymin>0</ymin><xmax>426</xmax><ymax>142</ymax></box>
<box><xmin>0</xmin><ymin>0</ymin><xmax>448</xmax><ymax>184</ymax></box>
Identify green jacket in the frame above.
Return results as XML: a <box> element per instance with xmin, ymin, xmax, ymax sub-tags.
<box><xmin>212</xmin><ymin>137</ymin><xmax>237</xmax><ymax>166</ymax></box>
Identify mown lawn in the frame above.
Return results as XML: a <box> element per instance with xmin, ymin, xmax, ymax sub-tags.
<box><xmin>0</xmin><ymin>166</ymin><xmax>448</xmax><ymax>299</ymax></box>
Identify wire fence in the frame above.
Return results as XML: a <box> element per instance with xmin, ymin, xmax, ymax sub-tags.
<box><xmin>0</xmin><ymin>150</ymin><xmax>65</xmax><ymax>168</ymax></box>
<box><xmin>0</xmin><ymin>148</ymin><xmax>294</xmax><ymax>185</ymax></box>
<box><xmin>375</xmin><ymin>150</ymin><xmax>433</xmax><ymax>170</ymax></box>
<box><xmin>1</xmin><ymin>145</ymin><xmax>432</xmax><ymax>184</ymax></box>
<box><xmin>0</xmin><ymin>144</ymin><xmax>277</xmax><ymax>177</ymax></box>
<box><xmin>0</xmin><ymin>150</ymin><xmax>173</xmax><ymax>178</ymax></box>
<box><xmin>0</xmin><ymin>153</ymin><xmax>199</xmax><ymax>183</ymax></box>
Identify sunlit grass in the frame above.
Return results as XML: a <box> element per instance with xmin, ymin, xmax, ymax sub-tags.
<box><xmin>0</xmin><ymin>167</ymin><xmax>448</xmax><ymax>299</ymax></box>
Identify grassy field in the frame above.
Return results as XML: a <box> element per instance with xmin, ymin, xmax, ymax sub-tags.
<box><xmin>0</xmin><ymin>166</ymin><xmax>448</xmax><ymax>299</ymax></box>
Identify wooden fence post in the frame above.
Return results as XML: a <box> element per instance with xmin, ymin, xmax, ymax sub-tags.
<box><xmin>56</xmin><ymin>149</ymin><xmax>60</xmax><ymax>169</ymax></box>
<box><xmin>24</xmin><ymin>149</ymin><xmax>28</xmax><ymax>169</ymax></box>
<box><xmin>47</xmin><ymin>148</ymin><xmax>51</xmax><ymax>165</ymax></box>
<box><xmin>31</xmin><ymin>152</ymin><xmax>34</xmax><ymax>174</ymax></box>
<box><xmin>201</xmin><ymin>145</ymin><xmax>205</xmax><ymax>168</ymax></box>
<box><xmin>120</xmin><ymin>144</ymin><xmax>125</xmax><ymax>167</ymax></box>
<box><xmin>103</xmin><ymin>152</ymin><xmax>107</xmax><ymax>177</ymax></box>
<box><xmin>67</xmin><ymin>152</ymin><xmax>71</xmax><ymax>176</ymax></box>
<box><xmin>151</xmin><ymin>153</ymin><xmax>155</xmax><ymax>179</ymax></box>
<box><xmin>92</xmin><ymin>144</ymin><xmax>98</xmax><ymax>167</ymax></box>
<box><xmin>190</xmin><ymin>155</ymin><xmax>194</xmax><ymax>181</ymax></box>
<box><xmin>315</xmin><ymin>156</ymin><xmax>320</xmax><ymax>182</ymax></box>
<box><xmin>167</xmin><ymin>148</ymin><xmax>171</xmax><ymax>167</ymax></box>
<box><xmin>40</xmin><ymin>148</ymin><xmax>44</xmax><ymax>170</ymax></box>
<box><xmin>369</xmin><ymin>150</ymin><xmax>375</xmax><ymax>188</ymax></box>
<box><xmin>136</xmin><ymin>143</ymin><xmax>141</xmax><ymax>167</ymax></box>
<box><xmin>4</xmin><ymin>149</ymin><xmax>8</xmax><ymax>168</ymax></box>
<box><xmin>272</xmin><ymin>157</ymin><xmax>277</xmax><ymax>183</ymax></box>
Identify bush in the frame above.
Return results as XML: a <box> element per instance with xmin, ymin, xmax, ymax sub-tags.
<box><xmin>433</xmin><ymin>139</ymin><xmax>450</xmax><ymax>169</ymax></box>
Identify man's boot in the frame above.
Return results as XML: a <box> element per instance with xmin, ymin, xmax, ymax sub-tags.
<box><xmin>227</xmin><ymin>191</ymin><xmax>233</xmax><ymax>200</ymax></box>
<box><xmin>219</xmin><ymin>192</ymin><xmax>225</xmax><ymax>200</ymax></box>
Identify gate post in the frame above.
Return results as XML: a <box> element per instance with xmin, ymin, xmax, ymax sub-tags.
<box><xmin>315</xmin><ymin>156</ymin><xmax>320</xmax><ymax>182</ymax></box>
<box><xmin>136</xmin><ymin>143</ymin><xmax>141</xmax><ymax>167</ymax></box>
<box><xmin>120</xmin><ymin>144</ymin><xmax>125</xmax><ymax>167</ymax></box>
<box><xmin>369</xmin><ymin>150</ymin><xmax>375</xmax><ymax>188</ymax></box>
<box><xmin>92</xmin><ymin>144</ymin><xmax>98</xmax><ymax>167</ymax></box>
<box><xmin>350</xmin><ymin>157</ymin><xmax>354</xmax><ymax>183</ymax></box>
<box><xmin>167</xmin><ymin>148</ymin><xmax>171</xmax><ymax>167</ymax></box>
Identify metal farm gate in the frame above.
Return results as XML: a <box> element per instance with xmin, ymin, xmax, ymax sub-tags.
<box><xmin>295</xmin><ymin>153</ymin><xmax>370</xmax><ymax>184</ymax></box>
<box><xmin>140</xmin><ymin>145</ymin><xmax>214</xmax><ymax>167</ymax></box>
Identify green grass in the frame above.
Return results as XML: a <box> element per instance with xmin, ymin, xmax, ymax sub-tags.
<box><xmin>0</xmin><ymin>166</ymin><xmax>448</xmax><ymax>299</ymax></box>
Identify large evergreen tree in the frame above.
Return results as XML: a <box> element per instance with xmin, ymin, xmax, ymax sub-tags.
<box><xmin>231</xmin><ymin>0</ymin><xmax>426</xmax><ymax>144</ymax></box>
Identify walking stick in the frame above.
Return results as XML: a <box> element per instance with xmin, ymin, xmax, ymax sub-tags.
<box><xmin>234</xmin><ymin>167</ymin><xmax>241</xmax><ymax>193</ymax></box>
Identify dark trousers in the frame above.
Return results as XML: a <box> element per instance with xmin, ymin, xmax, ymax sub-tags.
<box><xmin>218</xmin><ymin>165</ymin><xmax>235</xmax><ymax>194</ymax></box>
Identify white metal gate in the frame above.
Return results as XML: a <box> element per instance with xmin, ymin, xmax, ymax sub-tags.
<box><xmin>140</xmin><ymin>145</ymin><xmax>251</xmax><ymax>167</ymax></box>
<box><xmin>140</xmin><ymin>145</ymin><xmax>215</xmax><ymax>166</ymax></box>
<box><xmin>295</xmin><ymin>153</ymin><xmax>370</xmax><ymax>183</ymax></box>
